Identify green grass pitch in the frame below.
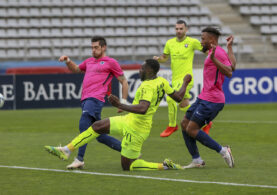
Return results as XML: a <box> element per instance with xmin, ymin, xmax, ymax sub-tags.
<box><xmin>0</xmin><ymin>103</ymin><xmax>277</xmax><ymax>194</ymax></box>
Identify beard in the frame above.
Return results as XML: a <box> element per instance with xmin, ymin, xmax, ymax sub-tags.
<box><xmin>93</xmin><ymin>51</ymin><xmax>102</xmax><ymax>58</ymax></box>
<box><xmin>202</xmin><ymin>45</ymin><xmax>209</xmax><ymax>53</ymax></box>
<box><xmin>176</xmin><ymin>33</ymin><xmax>185</xmax><ymax>39</ymax></box>
<box><xmin>140</xmin><ymin>72</ymin><xmax>145</xmax><ymax>81</ymax></box>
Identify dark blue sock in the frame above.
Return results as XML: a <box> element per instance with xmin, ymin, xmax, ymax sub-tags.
<box><xmin>182</xmin><ymin>130</ymin><xmax>200</xmax><ymax>159</ymax></box>
<box><xmin>96</xmin><ymin>134</ymin><xmax>121</xmax><ymax>152</ymax></box>
<box><xmin>195</xmin><ymin>130</ymin><xmax>222</xmax><ymax>153</ymax></box>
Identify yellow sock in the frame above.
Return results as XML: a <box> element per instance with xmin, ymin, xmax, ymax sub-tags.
<box><xmin>130</xmin><ymin>159</ymin><xmax>164</xmax><ymax>171</ymax></box>
<box><xmin>179</xmin><ymin>104</ymin><xmax>191</xmax><ymax>113</ymax></box>
<box><xmin>67</xmin><ymin>126</ymin><xmax>100</xmax><ymax>151</ymax></box>
<box><xmin>167</xmin><ymin>96</ymin><xmax>177</xmax><ymax>127</ymax></box>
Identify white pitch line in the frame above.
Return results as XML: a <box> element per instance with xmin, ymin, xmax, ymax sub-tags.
<box><xmin>215</xmin><ymin>120</ymin><xmax>277</xmax><ymax>124</ymax></box>
<box><xmin>0</xmin><ymin>165</ymin><xmax>277</xmax><ymax>189</ymax></box>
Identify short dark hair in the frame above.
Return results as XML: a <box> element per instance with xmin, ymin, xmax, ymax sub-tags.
<box><xmin>202</xmin><ymin>27</ymin><xmax>221</xmax><ymax>38</ymax></box>
<box><xmin>91</xmin><ymin>36</ymin><xmax>107</xmax><ymax>46</ymax></box>
<box><xmin>145</xmin><ymin>59</ymin><xmax>160</xmax><ymax>74</ymax></box>
<box><xmin>176</xmin><ymin>20</ymin><xmax>187</xmax><ymax>27</ymax></box>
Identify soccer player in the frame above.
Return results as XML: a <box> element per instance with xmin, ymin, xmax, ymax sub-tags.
<box><xmin>45</xmin><ymin>59</ymin><xmax>192</xmax><ymax>171</ymax></box>
<box><xmin>153</xmin><ymin>20</ymin><xmax>212</xmax><ymax>137</ymax></box>
<box><xmin>59</xmin><ymin>36</ymin><xmax>129</xmax><ymax>169</ymax></box>
<box><xmin>181</xmin><ymin>27</ymin><xmax>235</xmax><ymax>169</ymax></box>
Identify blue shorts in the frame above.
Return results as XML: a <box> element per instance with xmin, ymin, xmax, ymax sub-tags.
<box><xmin>81</xmin><ymin>97</ymin><xmax>104</xmax><ymax>120</ymax></box>
<box><xmin>186</xmin><ymin>98</ymin><xmax>224</xmax><ymax>128</ymax></box>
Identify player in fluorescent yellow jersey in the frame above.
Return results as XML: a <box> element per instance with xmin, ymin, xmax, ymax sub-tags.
<box><xmin>45</xmin><ymin>59</ymin><xmax>192</xmax><ymax>171</ymax></box>
<box><xmin>154</xmin><ymin>20</ymin><xmax>212</xmax><ymax>137</ymax></box>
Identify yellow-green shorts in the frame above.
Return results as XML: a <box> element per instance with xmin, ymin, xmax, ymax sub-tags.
<box><xmin>172</xmin><ymin>78</ymin><xmax>193</xmax><ymax>99</ymax></box>
<box><xmin>109</xmin><ymin>115</ymin><xmax>146</xmax><ymax>159</ymax></box>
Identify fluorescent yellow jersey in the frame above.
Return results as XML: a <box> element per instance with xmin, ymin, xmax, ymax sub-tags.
<box><xmin>164</xmin><ymin>36</ymin><xmax>202</xmax><ymax>81</ymax></box>
<box><xmin>126</xmin><ymin>77</ymin><xmax>174</xmax><ymax>138</ymax></box>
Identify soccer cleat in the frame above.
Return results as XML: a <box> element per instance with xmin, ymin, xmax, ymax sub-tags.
<box><xmin>222</xmin><ymin>146</ymin><xmax>235</xmax><ymax>168</ymax></box>
<box><xmin>202</xmin><ymin>121</ymin><xmax>213</xmax><ymax>135</ymax></box>
<box><xmin>163</xmin><ymin>158</ymin><xmax>184</xmax><ymax>170</ymax></box>
<box><xmin>160</xmin><ymin>125</ymin><xmax>178</xmax><ymax>137</ymax></box>
<box><xmin>182</xmin><ymin>161</ymin><xmax>205</xmax><ymax>169</ymax></box>
<box><xmin>44</xmin><ymin>145</ymin><xmax>70</xmax><ymax>161</ymax></box>
<box><xmin>67</xmin><ymin>158</ymin><xmax>85</xmax><ymax>169</ymax></box>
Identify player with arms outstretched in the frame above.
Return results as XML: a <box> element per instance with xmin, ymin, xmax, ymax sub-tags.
<box><xmin>59</xmin><ymin>36</ymin><xmax>129</xmax><ymax>169</ymax></box>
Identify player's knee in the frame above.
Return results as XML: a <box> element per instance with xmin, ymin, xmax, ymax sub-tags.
<box><xmin>121</xmin><ymin>163</ymin><xmax>130</xmax><ymax>171</ymax></box>
<box><xmin>91</xmin><ymin>120</ymin><xmax>102</xmax><ymax>132</ymax></box>
<box><xmin>181</xmin><ymin>119</ymin><xmax>186</xmax><ymax>130</ymax></box>
<box><xmin>181</xmin><ymin>117</ymin><xmax>189</xmax><ymax>130</ymax></box>
<box><xmin>186</xmin><ymin>125</ymin><xmax>198</xmax><ymax>138</ymax></box>
<box><xmin>121</xmin><ymin>159</ymin><xmax>131</xmax><ymax>171</ymax></box>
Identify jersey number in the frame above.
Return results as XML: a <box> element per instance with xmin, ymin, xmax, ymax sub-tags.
<box><xmin>155</xmin><ymin>84</ymin><xmax>165</xmax><ymax>106</ymax></box>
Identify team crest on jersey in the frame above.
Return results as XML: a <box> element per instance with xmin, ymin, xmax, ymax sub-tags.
<box><xmin>100</xmin><ymin>61</ymin><xmax>105</xmax><ymax>65</ymax></box>
<box><xmin>184</xmin><ymin>44</ymin><xmax>188</xmax><ymax>48</ymax></box>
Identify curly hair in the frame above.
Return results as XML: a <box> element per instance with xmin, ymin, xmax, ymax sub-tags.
<box><xmin>145</xmin><ymin>59</ymin><xmax>160</xmax><ymax>74</ymax></box>
<box><xmin>202</xmin><ymin>27</ymin><xmax>221</xmax><ymax>38</ymax></box>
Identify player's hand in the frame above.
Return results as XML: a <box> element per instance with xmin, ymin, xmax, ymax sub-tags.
<box><xmin>183</xmin><ymin>74</ymin><xmax>192</xmax><ymax>85</ymax></box>
<box><xmin>153</xmin><ymin>56</ymin><xmax>159</xmax><ymax>61</ymax></box>
<box><xmin>226</xmin><ymin>35</ymin><xmax>234</xmax><ymax>48</ymax></box>
<box><xmin>59</xmin><ymin>55</ymin><xmax>69</xmax><ymax>62</ymax></box>
<box><xmin>108</xmin><ymin>94</ymin><xmax>120</xmax><ymax>108</ymax></box>
<box><xmin>210</xmin><ymin>44</ymin><xmax>216</xmax><ymax>60</ymax></box>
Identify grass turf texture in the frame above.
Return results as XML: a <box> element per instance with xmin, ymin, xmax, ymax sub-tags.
<box><xmin>0</xmin><ymin>103</ymin><xmax>277</xmax><ymax>194</ymax></box>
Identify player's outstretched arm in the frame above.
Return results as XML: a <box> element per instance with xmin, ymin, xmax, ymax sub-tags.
<box><xmin>168</xmin><ymin>74</ymin><xmax>192</xmax><ymax>102</ymax></box>
<box><xmin>108</xmin><ymin>94</ymin><xmax>150</xmax><ymax>114</ymax></box>
<box><xmin>153</xmin><ymin>54</ymin><xmax>169</xmax><ymax>63</ymax></box>
<box><xmin>59</xmin><ymin>55</ymin><xmax>82</xmax><ymax>73</ymax></box>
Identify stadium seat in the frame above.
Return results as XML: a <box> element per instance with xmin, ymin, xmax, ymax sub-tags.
<box><xmin>261</xmin><ymin>25</ymin><xmax>272</xmax><ymax>35</ymax></box>
<box><xmin>0</xmin><ymin>49</ymin><xmax>6</xmax><ymax>58</ymax></box>
<box><xmin>28</xmin><ymin>48</ymin><xmax>40</xmax><ymax>58</ymax></box>
<box><xmin>84</xmin><ymin>28</ymin><xmax>93</xmax><ymax>36</ymax></box>
<box><xmin>271</xmin><ymin>35</ymin><xmax>277</xmax><ymax>44</ymax></box>
<box><xmin>136</xmin><ymin>46</ymin><xmax>148</xmax><ymax>55</ymax></box>
<box><xmin>0</xmin><ymin>0</ymin><xmax>248</xmax><ymax>61</ymax></box>
<box><xmin>0</xmin><ymin>8</ymin><xmax>6</xmax><ymax>17</ymax></box>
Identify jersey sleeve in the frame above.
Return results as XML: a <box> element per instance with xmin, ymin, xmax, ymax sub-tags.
<box><xmin>215</xmin><ymin>47</ymin><xmax>232</xmax><ymax>67</ymax></box>
<box><xmin>78</xmin><ymin>59</ymin><xmax>87</xmax><ymax>71</ymax></box>
<box><xmin>110</xmin><ymin>60</ymin><xmax>124</xmax><ymax>78</ymax></box>
<box><xmin>139</xmin><ymin>84</ymin><xmax>153</xmax><ymax>102</ymax></box>
<box><xmin>163</xmin><ymin>40</ymin><xmax>170</xmax><ymax>55</ymax></box>
<box><xmin>163</xmin><ymin>78</ymin><xmax>175</xmax><ymax>95</ymax></box>
<box><xmin>193</xmin><ymin>39</ymin><xmax>203</xmax><ymax>51</ymax></box>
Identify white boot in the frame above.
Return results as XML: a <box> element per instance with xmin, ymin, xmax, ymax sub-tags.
<box><xmin>67</xmin><ymin>158</ymin><xmax>85</xmax><ymax>169</ymax></box>
<box><xmin>221</xmin><ymin>146</ymin><xmax>235</xmax><ymax>168</ymax></box>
